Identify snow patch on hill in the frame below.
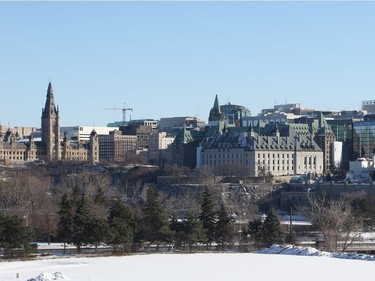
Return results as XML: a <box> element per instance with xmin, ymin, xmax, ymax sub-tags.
<box><xmin>27</xmin><ymin>272</ymin><xmax>69</xmax><ymax>281</ymax></box>
<box><xmin>260</xmin><ymin>244</ymin><xmax>375</xmax><ymax>261</ymax></box>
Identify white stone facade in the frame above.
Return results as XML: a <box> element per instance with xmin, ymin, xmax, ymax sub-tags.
<box><xmin>198</xmin><ymin>130</ymin><xmax>324</xmax><ymax>177</ymax></box>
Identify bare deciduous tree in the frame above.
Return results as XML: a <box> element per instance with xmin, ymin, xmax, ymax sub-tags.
<box><xmin>301</xmin><ymin>194</ymin><xmax>362</xmax><ymax>251</ymax></box>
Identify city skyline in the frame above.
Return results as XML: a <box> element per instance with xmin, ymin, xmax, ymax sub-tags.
<box><xmin>1</xmin><ymin>2</ymin><xmax>375</xmax><ymax>128</ymax></box>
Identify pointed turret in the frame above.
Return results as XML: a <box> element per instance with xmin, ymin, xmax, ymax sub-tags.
<box><xmin>41</xmin><ymin>82</ymin><xmax>61</xmax><ymax>161</ymax></box>
<box><xmin>213</xmin><ymin>94</ymin><xmax>221</xmax><ymax>114</ymax></box>
<box><xmin>209</xmin><ymin>95</ymin><xmax>224</xmax><ymax>123</ymax></box>
<box><xmin>42</xmin><ymin>82</ymin><xmax>58</xmax><ymax>118</ymax></box>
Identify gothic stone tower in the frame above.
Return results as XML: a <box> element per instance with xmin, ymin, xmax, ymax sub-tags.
<box><xmin>209</xmin><ymin>94</ymin><xmax>224</xmax><ymax>123</ymax></box>
<box><xmin>208</xmin><ymin>95</ymin><xmax>225</xmax><ymax>133</ymax></box>
<box><xmin>89</xmin><ymin>130</ymin><xmax>99</xmax><ymax>163</ymax></box>
<box><xmin>41</xmin><ymin>82</ymin><xmax>61</xmax><ymax>161</ymax></box>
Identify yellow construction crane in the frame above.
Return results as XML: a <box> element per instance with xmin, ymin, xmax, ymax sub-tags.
<box><xmin>105</xmin><ymin>103</ymin><xmax>133</xmax><ymax>125</ymax></box>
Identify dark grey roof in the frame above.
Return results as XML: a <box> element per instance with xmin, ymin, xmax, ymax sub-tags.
<box><xmin>202</xmin><ymin>131</ymin><xmax>321</xmax><ymax>152</ymax></box>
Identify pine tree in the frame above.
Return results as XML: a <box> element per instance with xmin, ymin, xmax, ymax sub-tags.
<box><xmin>248</xmin><ymin>218</ymin><xmax>264</xmax><ymax>248</ymax></box>
<box><xmin>56</xmin><ymin>193</ymin><xmax>74</xmax><ymax>254</ymax></box>
<box><xmin>215</xmin><ymin>202</ymin><xmax>233</xmax><ymax>248</ymax></box>
<box><xmin>141</xmin><ymin>187</ymin><xmax>172</xmax><ymax>247</ymax></box>
<box><xmin>0</xmin><ymin>215</ymin><xmax>33</xmax><ymax>259</ymax></box>
<box><xmin>199</xmin><ymin>186</ymin><xmax>216</xmax><ymax>247</ymax></box>
<box><xmin>261</xmin><ymin>208</ymin><xmax>284</xmax><ymax>247</ymax></box>
<box><xmin>108</xmin><ymin>199</ymin><xmax>138</xmax><ymax>253</ymax></box>
<box><xmin>170</xmin><ymin>212</ymin><xmax>208</xmax><ymax>252</ymax></box>
<box><xmin>170</xmin><ymin>214</ymin><xmax>185</xmax><ymax>250</ymax></box>
<box><xmin>71</xmin><ymin>194</ymin><xmax>94</xmax><ymax>253</ymax></box>
<box><xmin>184</xmin><ymin>212</ymin><xmax>207</xmax><ymax>251</ymax></box>
<box><xmin>88</xmin><ymin>217</ymin><xmax>111</xmax><ymax>253</ymax></box>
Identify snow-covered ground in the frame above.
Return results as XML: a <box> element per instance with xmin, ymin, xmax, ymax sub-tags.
<box><xmin>0</xmin><ymin>245</ymin><xmax>374</xmax><ymax>281</ymax></box>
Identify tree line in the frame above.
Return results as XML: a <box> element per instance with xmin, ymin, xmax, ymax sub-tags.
<box><xmin>2</xmin><ymin>164</ymin><xmax>375</xmax><ymax>257</ymax></box>
<box><xmin>55</xmin><ymin>185</ymin><xmax>237</xmax><ymax>254</ymax></box>
<box><xmin>2</xmin><ymin>185</ymin><xmax>369</xmax><ymax>257</ymax></box>
<box><xmin>0</xmin><ymin>182</ymin><xmax>285</xmax><ymax>258</ymax></box>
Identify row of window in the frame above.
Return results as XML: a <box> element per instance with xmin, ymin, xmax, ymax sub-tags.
<box><xmin>0</xmin><ymin>156</ymin><xmax>25</xmax><ymax>160</ymax></box>
<box><xmin>0</xmin><ymin>151</ymin><xmax>46</xmax><ymax>156</ymax></box>
<box><xmin>65</xmin><ymin>152</ymin><xmax>87</xmax><ymax>157</ymax></box>
<box><xmin>203</xmin><ymin>159</ymin><xmax>248</xmax><ymax>166</ymax></box>
<box><xmin>258</xmin><ymin>159</ymin><xmax>293</xmax><ymax>165</ymax></box>
<box><xmin>201</xmin><ymin>159</ymin><xmax>296</xmax><ymax>173</ymax></box>
<box><xmin>258</xmin><ymin>153</ymin><xmax>293</xmax><ymax>159</ymax></box>
<box><xmin>202</xmin><ymin>153</ymin><xmax>243</xmax><ymax>159</ymax></box>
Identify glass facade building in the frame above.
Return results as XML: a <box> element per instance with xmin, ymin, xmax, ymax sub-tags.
<box><xmin>353</xmin><ymin>121</ymin><xmax>375</xmax><ymax>160</ymax></box>
<box><xmin>220</xmin><ymin>103</ymin><xmax>251</xmax><ymax>127</ymax></box>
<box><xmin>327</xmin><ymin>119</ymin><xmax>354</xmax><ymax>169</ymax></box>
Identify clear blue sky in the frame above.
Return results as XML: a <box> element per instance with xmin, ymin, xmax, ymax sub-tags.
<box><xmin>1</xmin><ymin>1</ymin><xmax>375</xmax><ymax>127</ymax></box>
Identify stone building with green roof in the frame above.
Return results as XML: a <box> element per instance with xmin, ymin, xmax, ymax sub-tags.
<box><xmin>197</xmin><ymin>124</ymin><xmax>324</xmax><ymax>177</ymax></box>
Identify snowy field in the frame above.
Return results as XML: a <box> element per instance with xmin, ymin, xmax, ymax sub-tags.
<box><xmin>0</xmin><ymin>245</ymin><xmax>374</xmax><ymax>281</ymax></box>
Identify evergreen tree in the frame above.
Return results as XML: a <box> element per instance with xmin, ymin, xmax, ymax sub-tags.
<box><xmin>88</xmin><ymin>217</ymin><xmax>111</xmax><ymax>253</ymax></box>
<box><xmin>170</xmin><ymin>212</ymin><xmax>207</xmax><ymax>251</ymax></box>
<box><xmin>199</xmin><ymin>186</ymin><xmax>216</xmax><ymax>247</ymax></box>
<box><xmin>215</xmin><ymin>202</ymin><xmax>233</xmax><ymax>248</ymax></box>
<box><xmin>170</xmin><ymin>214</ymin><xmax>185</xmax><ymax>250</ymax></box>
<box><xmin>141</xmin><ymin>187</ymin><xmax>172</xmax><ymax>247</ymax></box>
<box><xmin>56</xmin><ymin>193</ymin><xmax>74</xmax><ymax>254</ymax></box>
<box><xmin>248</xmin><ymin>218</ymin><xmax>264</xmax><ymax>248</ymax></box>
<box><xmin>183</xmin><ymin>212</ymin><xmax>207</xmax><ymax>251</ymax></box>
<box><xmin>108</xmin><ymin>199</ymin><xmax>138</xmax><ymax>253</ymax></box>
<box><xmin>94</xmin><ymin>186</ymin><xmax>108</xmax><ymax>206</ymax></box>
<box><xmin>0</xmin><ymin>215</ymin><xmax>33</xmax><ymax>259</ymax></box>
<box><xmin>58</xmin><ymin>180</ymin><xmax>112</xmax><ymax>254</ymax></box>
<box><xmin>261</xmin><ymin>208</ymin><xmax>284</xmax><ymax>247</ymax></box>
<box><xmin>71</xmin><ymin>194</ymin><xmax>94</xmax><ymax>253</ymax></box>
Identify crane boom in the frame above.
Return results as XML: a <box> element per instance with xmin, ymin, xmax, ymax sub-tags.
<box><xmin>104</xmin><ymin>103</ymin><xmax>133</xmax><ymax>125</ymax></box>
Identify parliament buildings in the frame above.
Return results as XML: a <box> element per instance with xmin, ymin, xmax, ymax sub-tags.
<box><xmin>0</xmin><ymin>83</ymin><xmax>99</xmax><ymax>164</ymax></box>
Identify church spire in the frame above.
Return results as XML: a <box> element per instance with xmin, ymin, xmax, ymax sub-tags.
<box><xmin>42</xmin><ymin>82</ymin><xmax>57</xmax><ymax>118</ymax></box>
<box><xmin>209</xmin><ymin>94</ymin><xmax>224</xmax><ymax>123</ymax></box>
<box><xmin>41</xmin><ymin>82</ymin><xmax>61</xmax><ymax>161</ymax></box>
<box><xmin>213</xmin><ymin>94</ymin><xmax>221</xmax><ymax>114</ymax></box>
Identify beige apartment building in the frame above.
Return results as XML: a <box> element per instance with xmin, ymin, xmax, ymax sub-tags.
<box><xmin>98</xmin><ymin>130</ymin><xmax>137</xmax><ymax>162</ymax></box>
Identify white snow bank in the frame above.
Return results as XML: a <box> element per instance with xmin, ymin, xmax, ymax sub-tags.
<box><xmin>260</xmin><ymin>244</ymin><xmax>321</xmax><ymax>256</ymax></box>
<box><xmin>2</xmin><ymin>253</ymin><xmax>375</xmax><ymax>281</ymax></box>
<box><xmin>260</xmin><ymin>244</ymin><xmax>375</xmax><ymax>261</ymax></box>
<box><xmin>27</xmin><ymin>272</ymin><xmax>69</xmax><ymax>281</ymax></box>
